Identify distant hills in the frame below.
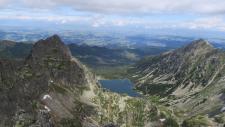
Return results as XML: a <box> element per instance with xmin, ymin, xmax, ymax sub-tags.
<box><xmin>0</xmin><ymin>40</ymin><xmax>32</xmax><ymax>59</ymax></box>
<box><xmin>69</xmin><ymin>43</ymin><xmax>168</xmax><ymax>68</ymax></box>
<box><xmin>0</xmin><ymin>39</ymin><xmax>169</xmax><ymax>68</ymax></box>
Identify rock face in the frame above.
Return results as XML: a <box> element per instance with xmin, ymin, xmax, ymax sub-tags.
<box><xmin>130</xmin><ymin>39</ymin><xmax>225</xmax><ymax>96</ymax></box>
<box><xmin>0</xmin><ymin>35</ymin><xmax>98</xmax><ymax>127</ymax></box>
<box><xmin>27</xmin><ymin>34</ymin><xmax>88</xmax><ymax>88</ymax></box>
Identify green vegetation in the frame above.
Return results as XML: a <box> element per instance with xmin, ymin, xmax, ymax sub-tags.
<box><xmin>44</xmin><ymin>57</ymin><xmax>67</xmax><ymax>70</ymax></box>
<box><xmin>15</xmin><ymin>116</ymin><xmax>33</xmax><ymax>127</ymax></box>
<box><xmin>15</xmin><ymin>121</ymin><xmax>27</xmax><ymax>127</ymax></box>
<box><xmin>137</xmin><ymin>83</ymin><xmax>174</xmax><ymax>96</ymax></box>
<box><xmin>182</xmin><ymin>115</ymin><xmax>212</xmax><ymax>127</ymax></box>
<box><xmin>18</xmin><ymin>66</ymin><xmax>33</xmax><ymax>80</ymax></box>
<box><xmin>147</xmin><ymin>95</ymin><xmax>161</xmax><ymax>104</ymax></box>
<box><xmin>214</xmin><ymin>114</ymin><xmax>225</xmax><ymax>123</ymax></box>
<box><xmin>164</xmin><ymin>118</ymin><xmax>179</xmax><ymax>127</ymax></box>
<box><xmin>92</xmin><ymin>89</ymin><xmax>179</xmax><ymax>127</ymax></box>
<box><xmin>31</xmin><ymin>100</ymin><xmax>39</xmax><ymax>110</ymax></box>
<box><xmin>50</xmin><ymin>84</ymin><xmax>67</xmax><ymax>94</ymax></box>
<box><xmin>61</xmin><ymin>101</ymin><xmax>94</xmax><ymax>127</ymax></box>
<box><xmin>60</xmin><ymin>118</ymin><xmax>82</xmax><ymax>127</ymax></box>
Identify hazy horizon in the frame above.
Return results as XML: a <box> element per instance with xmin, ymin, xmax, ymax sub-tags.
<box><xmin>0</xmin><ymin>0</ymin><xmax>225</xmax><ymax>39</ymax></box>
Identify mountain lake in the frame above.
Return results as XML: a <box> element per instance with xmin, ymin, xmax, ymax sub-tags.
<box><xmin>99</xmin><ymin>79</ymin><xmax>141</xmax><ymax>97</ymax></box>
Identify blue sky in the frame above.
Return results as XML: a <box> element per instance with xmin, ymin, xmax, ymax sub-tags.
<box><xmin>1</xmin><ymin>0</ymin><xmax>225</xmax><ymax>32</ymax></box>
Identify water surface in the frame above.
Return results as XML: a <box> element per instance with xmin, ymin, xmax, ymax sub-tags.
<box><xmin>99</xmin><ymin>79</ymin><xmax>140</xmax><ymax>97</ymax></box>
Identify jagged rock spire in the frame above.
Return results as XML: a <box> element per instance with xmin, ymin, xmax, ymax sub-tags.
<box><xmin>28</xmin><ymin>34</ymin><xmax>72</xmax><ymax>62</ymax></box>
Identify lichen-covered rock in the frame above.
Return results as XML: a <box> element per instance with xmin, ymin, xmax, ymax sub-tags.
<box><xmin>29</xmin><ymin>110</ymin><xmax>54</xmax><ymax>127</ymax></box>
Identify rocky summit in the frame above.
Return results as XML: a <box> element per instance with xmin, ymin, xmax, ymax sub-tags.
<box><xmin>0</xmin><ymin>35</ymin><xmax>99</xmax><ymax>126</ymax></box>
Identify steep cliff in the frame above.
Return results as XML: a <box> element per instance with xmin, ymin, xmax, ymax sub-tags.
<box><xmin>0</xmin><ymin>35</ymin><xmax>99</xmax><ymax>126</ymax></box>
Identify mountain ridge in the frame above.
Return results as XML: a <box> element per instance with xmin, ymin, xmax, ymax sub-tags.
<box><xmin>128</xmin><ymin>39</ymin><xmax>225</xmax><ymax>121</ymax></box>
<box><xmin>130</xmin><ymin>39</ymin><xmax>225</xmax><ymax>96</ymax></box>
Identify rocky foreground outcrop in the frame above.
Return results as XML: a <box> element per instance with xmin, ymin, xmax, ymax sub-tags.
<box><xmin>0</xmin><ymin>35</ymin><xmax>99</xmax><ymax>126</ymax></box>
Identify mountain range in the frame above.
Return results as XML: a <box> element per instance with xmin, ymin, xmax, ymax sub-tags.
<box><xmin>1</xmin><ymin>35</ymin><xmax>225</xmax><ymax>126</ymax></box>
<box><xmin>0</xmin><ymin>39</ymin><xmax>168</xmax><ymax>68</ymax></box>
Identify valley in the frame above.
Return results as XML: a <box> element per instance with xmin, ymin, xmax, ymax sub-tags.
<box><xmin>0</xmin><ymin>35</ymin><xmax>225</xmax><ymax>127</ymax></box>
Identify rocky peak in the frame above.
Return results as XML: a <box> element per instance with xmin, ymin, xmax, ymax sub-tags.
<box><xmin>0</xmin><ymin>35</ymin><xmax>98</xmax><ymax>126</ymax></box>
<box><xmin>25</xmin><ymin>35</ymin><xmax>90</xmax><ymax>87</ymax></box>
<box><xmin>130</xmin><ymin>39</ymin><xmax>224</xmax><ymax>97</ymax></box>
<box><xmin>182</xmin><ymin>39</ymin><xmax>214</xmax><ymax>53</ymax></box>
<box><xmin>46</xmin><ymin>34</ymin><xmax>62</xmax><ymax>42</ymax></box>
<box><xmin>29</xmin><ymin>34</ymin><xmax>72</xmax><ymax>62</ymax></box>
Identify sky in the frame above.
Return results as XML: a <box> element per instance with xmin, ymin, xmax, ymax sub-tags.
<box><xmin>1</xmin><ymin>0</ymin><xmax>225</xmax><ymax>32</ymax></box>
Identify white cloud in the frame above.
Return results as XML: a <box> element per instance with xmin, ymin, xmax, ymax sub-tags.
<box><xmin>1</xmin><ymin>0</ymin><xmax>225</xmax><ymax>31</ymax></box>
<box><xmin>0</xmin><ymin>9</ymin><xmax>91</xmax><ymax>23</ymax></box>
<box><xmin>111</xmin><ymin>19</ymin><xmax>142</xmax><ymax>26</ymax></box>
<box><xmin>0</xmin><ymin>0</ymin><xmax>9</xmax><ymax>7</ymax></box>
<box><xmin>56</xmin><ymin>0</ymin><xmax>225</xmax><ymax>15</ymax></box>
<box><xmin>91</xmin><ymin>15</ymin><xmax>106</xmax><ymax>27</ymax></box>
<box><xmin>1</xmin><ymin>0</ymin><xmax>225</xmax><ymax>15</ymax></box>
<box><xmin>177</xmin><ymin>17</ymin><xmax>225</xmax><ymax>31</ymax></box>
